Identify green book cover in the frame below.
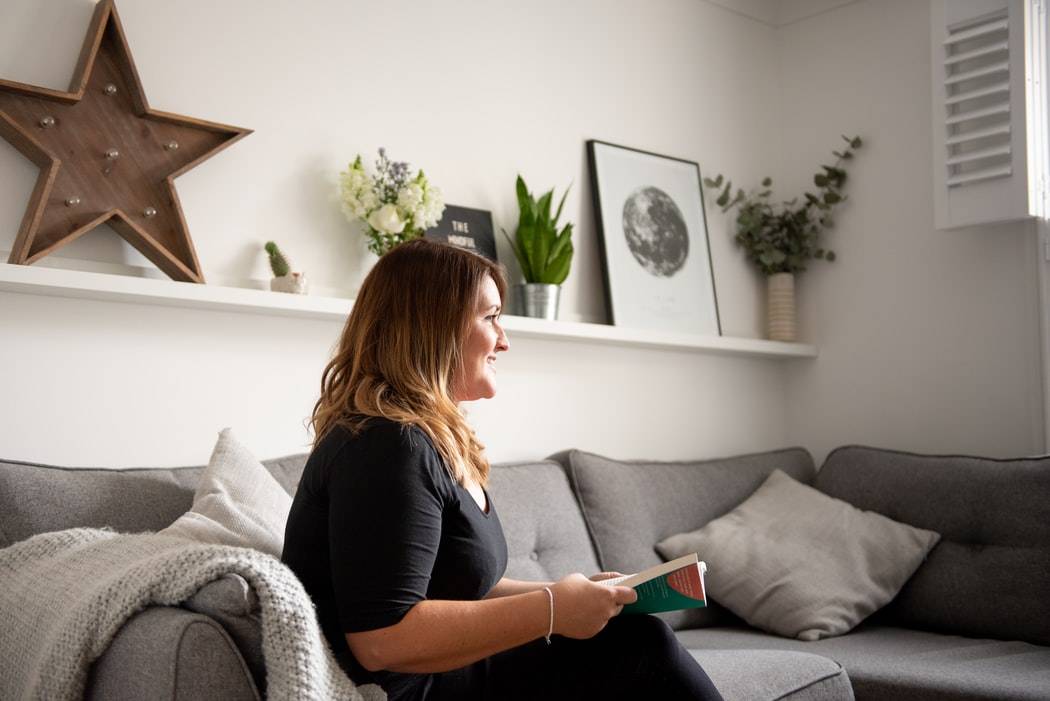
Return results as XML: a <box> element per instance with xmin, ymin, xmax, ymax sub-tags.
<box><xmin>603</xmin><ymin>553</ymin><xmax>708</xmax><ymax>616</ymax></box>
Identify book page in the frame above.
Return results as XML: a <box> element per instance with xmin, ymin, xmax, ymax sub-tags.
<box><xmin>599</xmin><ymin>573</ymin><xmax>632</xmax><ymax>587</ymax></box>
<box><xmin>597</xmin><ymin>553</ymin><xmax>705</xmax><ymax>588</ymax></box>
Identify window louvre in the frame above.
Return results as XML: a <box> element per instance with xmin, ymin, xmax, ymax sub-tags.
<box><xmin>942</xmin><ymin>10</ymin><xmax>1013</xmax><ymax>189</ymax></box>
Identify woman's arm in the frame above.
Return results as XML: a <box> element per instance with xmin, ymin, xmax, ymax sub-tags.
<box><xmin>484</xmin><ymin>571</ymin><xmax>627</xmax><ymax>599</ymax></box>
<box><xmin>483</xmin><ymin>577</ymin><xmax>551</xmax><ymax>598</ymax></box>
<box><xmin>347</xmin><ymin>574</ymin><xmax>636</xmax><ymax>674</ymax></box>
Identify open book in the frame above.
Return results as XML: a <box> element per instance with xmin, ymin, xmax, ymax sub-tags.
<box><xmin>600</xmin><ymin>553</ymin><xmax>708</xmax><ymax>615</ymax></box>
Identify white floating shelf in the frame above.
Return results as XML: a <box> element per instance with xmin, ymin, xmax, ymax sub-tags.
<box><xmin>500</xmin><ymin>314</ymin><xmax>816</xmax><ymax>358</ymax></box>
<box><xmin>0</xmin><ymin>263</ymin><xmax>817</xmax><ymax>359</ymax></box>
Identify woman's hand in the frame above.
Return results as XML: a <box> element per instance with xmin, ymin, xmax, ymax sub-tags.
<box><xmin>549</xmin><ymin>573</ymin><xmax>637</xmax><ymax>639</ymax></box>
<box><xmin>588</xmin><ymin>571</ymin><xmax>626</xmax><ymax>582</ymax></box>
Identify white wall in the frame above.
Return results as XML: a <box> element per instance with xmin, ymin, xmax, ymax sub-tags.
<box><xmin>0</xmin><ymin>0</ymin><xmax>795</xmax><ymax>467</ymax></box>
<box><xmin>0</xmin><ymin>0</ymin><xmax>1042</xmax><ymax>469</ymax></box>
<box><xmin>775</xmin><ymin>0</ymin><xmax>1045</xmax><ymax>463</ymax></box>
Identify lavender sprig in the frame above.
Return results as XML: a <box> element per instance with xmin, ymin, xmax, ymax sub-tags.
<box><xmin>374</xmin><ymin>147</ymin><xmax>411</xmax><ymax>203</ymax></box>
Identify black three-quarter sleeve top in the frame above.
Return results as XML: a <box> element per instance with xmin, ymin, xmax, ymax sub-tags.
<box><xmin>282</xmin><ymin>416</ymin><xmax>508</xmax><ymax>700</ymax></box>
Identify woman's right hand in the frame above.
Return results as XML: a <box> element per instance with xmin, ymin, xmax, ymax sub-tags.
<box><xmin>548</xmin><ymin>573</ymin><xmax>638</xmax><ymax>639</ymax></box>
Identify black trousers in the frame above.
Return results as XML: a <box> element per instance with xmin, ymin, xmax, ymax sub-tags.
<box><xmin>419</xmin><ymin>615</ymin><xmax>724</xmax><ymax>700</ymax></box>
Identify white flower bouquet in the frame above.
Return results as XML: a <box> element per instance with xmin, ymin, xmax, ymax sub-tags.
<box><xmin>339</xmin><ymin>148</ymin><xmax>445</xmax><ymax>256</ymax></box>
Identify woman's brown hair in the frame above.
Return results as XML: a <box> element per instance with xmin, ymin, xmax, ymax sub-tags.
<box><xmin>311</xmin><ymin>238</ymin><xmax>507</xmax><ymax>486</ymax></box>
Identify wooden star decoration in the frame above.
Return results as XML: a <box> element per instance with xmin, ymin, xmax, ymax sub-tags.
<box><xmin>0</xmin><ymin>0</ymin><xmax>251</xmax><ymax>283</ymax></box>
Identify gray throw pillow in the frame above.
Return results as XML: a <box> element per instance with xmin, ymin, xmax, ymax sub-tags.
<box><xmin>656</xmin><ymin>469</ymin><xmax>940</xmax><ymax>640</ymax></box>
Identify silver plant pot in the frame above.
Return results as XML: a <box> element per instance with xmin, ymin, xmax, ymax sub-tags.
<box><xmin>517</xmin><ymin>283</ymin><xmax>561</xmax><ymax>320</ymax></box>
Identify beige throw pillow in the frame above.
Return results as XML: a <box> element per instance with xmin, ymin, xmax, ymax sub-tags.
<box><xmin>159</xmin><ymin>428</ymin><xmax>292</xmax><ymax>558</ymax></box>
<box><xmin>656</xmin><ymin>469</ymin><xmax>940</xmax><ymax>640</ymax></box>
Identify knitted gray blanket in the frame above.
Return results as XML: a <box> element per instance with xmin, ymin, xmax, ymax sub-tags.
<box><xmin>0</xmin><ymin>528</ymin><xmax>386</xmax><ymax>700</ymax></box>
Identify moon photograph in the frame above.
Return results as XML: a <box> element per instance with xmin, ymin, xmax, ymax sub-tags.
<box><xmin>621</xmin><ymin>186</ymin><xmax>689</xmax><ymax>277</ymax></box>
<box><xmin>587</xmin><ymin>140</ymin><xmax>720</xmax><ymax>335</ymax></box>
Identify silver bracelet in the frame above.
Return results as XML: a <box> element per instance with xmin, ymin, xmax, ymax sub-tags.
<box><xmin>542</xmin><ymin>586</ymin><xmax>554</xmax><ymax>645</ymax></box>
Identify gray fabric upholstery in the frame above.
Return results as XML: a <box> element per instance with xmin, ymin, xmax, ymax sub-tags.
<box><xmin>487</xmin><ymin>460</ymin><xmax>601</xmax><ymax>580</ymax></box>
<box><xmin>551</xmin><ymin>447</ymin><xmax>817</xmax><ymax>629</ymax></box>
<box><xmin>86</xmin><ymin>606</ymin><xmax>259</xmax><ymax>701</ymax></box>
<box><xmin>260</xmin><ymin>453</ymin><xmax>310</xmax><ymax>495</ymax></box>
<box><xmin>184</xmin><ymin>574</ymin><xmax>264</xmax><ymax>692</ymax></box>
<box><xmin>816</xmin><ymin>446</ymin><xmax>1050</xmax><ymax>646</ymax></box>
<box><xmin>0</xmin><ymin>460</ymin><xmax>199</xmax><ymax>549</ymax></box>
<box><xmin>0</xmin><ymin>454</ymin><xmax>307</xmax><ymax>549</ymax></box>
<box><xmin>691</xmin><ymin>649</ymin><xmax>853</xmax><ymax>701</ymax></box>
<box><xmin>6</xmin><ymin>446</ymin><xmax>1049</xmax><ymax>700</ymax></box>
<box><xmin>677</xmin><ymin>625</ymin><xmax>1050</xmax><ymax>701</ymax></box>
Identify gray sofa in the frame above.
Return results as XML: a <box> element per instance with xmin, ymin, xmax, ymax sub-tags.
<box><xmin>1</xmin><ymin>444</ymin><xmax>1047</xmax><ymax>700</ymax></box>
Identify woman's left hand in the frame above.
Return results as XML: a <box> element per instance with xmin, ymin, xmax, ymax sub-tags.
<box><xmin>588</xmin><ymin>571</ymin><xmax>626</xmax><ymax>582</ymax></box>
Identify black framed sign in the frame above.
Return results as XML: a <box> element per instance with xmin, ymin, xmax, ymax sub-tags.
<box><xmin>424</xmin><ymin>204</ymin><xmax>498</xmax><ymax>262</ymax></box>
<box><xmin>586</xmin><ymin>140</ymin><xmax>721</xmax><ymax>335</ymax></box>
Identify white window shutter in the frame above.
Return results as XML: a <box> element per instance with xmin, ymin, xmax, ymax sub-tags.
<box><xmin>931</xmin><ymin>0</ymin><xmax>1040</xmax><ymax>228</ymax></box>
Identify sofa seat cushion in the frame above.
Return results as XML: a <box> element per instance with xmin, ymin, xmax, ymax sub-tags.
<box><xmin>487</xmin><ymin>460</ymin><xmax>601</xmax><ymax>580</ymax></box>
<box><xmin>677</xmin><ymin>625</ymin><xmax>1050</xmax><ymax>701</ymax></box>
<box><xmin>550</xmin><ymin>447</ymin><xmax>817</xmax><ymax>629</ymax></box>
<box><xmin>691</xmin><ymin>649</ymin><xmax>853</xmax><ymax>701</ymax></box>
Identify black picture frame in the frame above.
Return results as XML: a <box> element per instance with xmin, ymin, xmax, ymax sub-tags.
<box><xmin>586</xmin><ymin>140</ymin><xmax>721</xmax><ymax>335</ymax></box>
<box><xmin>424</xmin><ymin>204</ymin><xmax>498</xmax><ymax>262</ymax></box>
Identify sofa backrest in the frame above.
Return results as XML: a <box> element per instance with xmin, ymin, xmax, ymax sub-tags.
<box><xmin>816</xmin><ymin>445</ymin><xmax>1050</xmax><ymax>646</ymax></box>
<box><xmin>0</xmin><ymin>455</ymin><xmax>601</xmax><ymax>587</ymax></box>
<box><xmin>487</xmin><ymin>461</ymin><xmax>601</xmax><ymax>581</ymax></box>
<box><xmin>550</xmin><ymin>447</ymin><xmax>818</xmax><ymax>630</ymax></box>
<box><xmin>0</xmin><ymin>456</ymin><xmax>306</xmax><ymax>549</ymax></box>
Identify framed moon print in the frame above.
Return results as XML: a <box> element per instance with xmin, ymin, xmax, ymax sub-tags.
<box><xmin>586</xmin><ymin>140</ymin><xmax>721</xmax><ymax>335</ymax></box>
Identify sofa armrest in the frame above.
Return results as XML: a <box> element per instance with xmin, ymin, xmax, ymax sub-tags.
<box><xmin>86</xmin><ymin>606</ymin><xmax>260</xmax><ymax>701</ymax></box>
<box><xmin>184</xmin><ymin>574</ymin><xmax>265</xmax><ymax>690</ymax></box>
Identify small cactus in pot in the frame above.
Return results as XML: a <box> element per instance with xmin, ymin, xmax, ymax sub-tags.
<box><xmin>265</xmin><ymin>241</ymin><xmax>308</xmax><ymax>294</ymax></box>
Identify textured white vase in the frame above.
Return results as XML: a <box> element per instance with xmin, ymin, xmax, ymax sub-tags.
<box><xmin>767</xmin><ymin>272</ymin><xmax>796</xmax><ymax>342</ymax></box>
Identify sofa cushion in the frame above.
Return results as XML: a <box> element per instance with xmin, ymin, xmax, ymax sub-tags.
<box><xmin>0</xmin><ymin>454</ymin><xmax>307</xmax><ymax>549</ymax></box>
<box><xmin>487</xmin><ymin>460</ymin><xmax>601</xmax><ymax>581</ymax></box>
<box><xmin>551</xmin><ymin>447</ymin><xmax>817</xmax><ymax>629</ymax></box>
<box><xmin>677</xmin><ymin>624</ymin><xmax>1050</xmax><ymax>701</ymax></box>
<box><xmin>816</xmin><ymin>446</ymin><xmax>1050</xmax><ymax>646</ymax></box>
<box><xmin>690</xmin><ymin>649</ymin><xmax>853</xmax><ymax>701</ymax></box>
<box><xmin>160</xmin><ymin>429</ymin><xmax>292</xmax><ymax>557</ymax></box>
<box><xmin>657</xmin><ymin>470</ymin><xmax>939</xmax><ymax>640</ymax></box>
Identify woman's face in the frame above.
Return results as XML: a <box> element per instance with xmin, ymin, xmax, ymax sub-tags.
<box><xmin>452</xmin><ymin>274</ymin><xmax>509</xmax><ymax>402</ymax></box>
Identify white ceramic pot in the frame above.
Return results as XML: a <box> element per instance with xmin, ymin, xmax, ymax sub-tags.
<box><xmin>767</xmin><ymin>272</ymin><xmax>796</xmax><ymax>342</ymax></box>
<box><xmin>271</xmin><ymin>272</ymin><xmax>308</xmax><ymax>294</ymax></box>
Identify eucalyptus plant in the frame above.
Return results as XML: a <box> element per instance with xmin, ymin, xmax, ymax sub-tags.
<box><xmin>705</xmin><ymin>135</ymin><xmax>863</xmax><ymax>276</ymax></box>
<box><xmin>502</xmin><ymin>175</ymin><xmax>574</xmax><ymax>285</ymax></box>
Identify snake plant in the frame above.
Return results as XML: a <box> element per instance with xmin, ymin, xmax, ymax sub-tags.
<box><xmin>502</xmin><ymin>175</ymin><xmax>574</xmax><ymax>285</ymax></box>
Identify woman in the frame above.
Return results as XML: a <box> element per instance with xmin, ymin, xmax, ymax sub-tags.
<box><xmin>282</xmin><ymin>239</ymin><xmax>722</xmax><ymax>700</ymax></box>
